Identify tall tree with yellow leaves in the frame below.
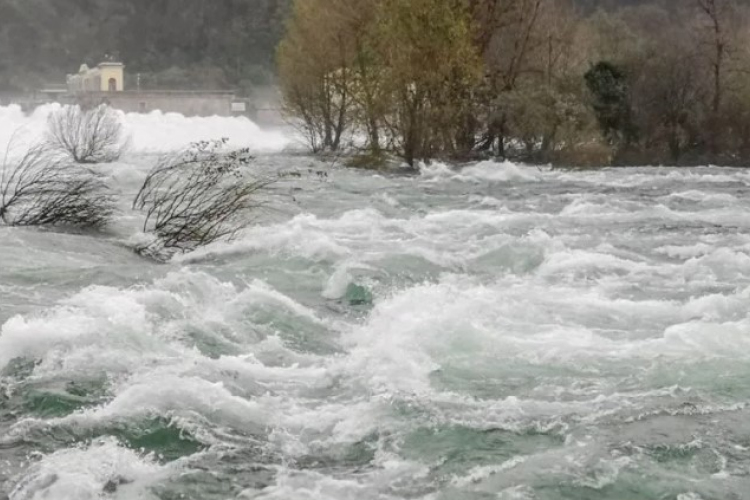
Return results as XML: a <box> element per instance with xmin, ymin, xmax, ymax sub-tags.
<box><xmin>373</xmin><ymin>0</ymin><xmax>482</xmax><ymax>165</ymax></box>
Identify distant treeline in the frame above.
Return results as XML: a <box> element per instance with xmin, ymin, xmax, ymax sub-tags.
<box><xmin>278</xmin><ymin>0</ymin><xmax>750</xmax><ymax>167</ymax></box>
<box><xmin>0</xmin><ymin>0</ymin><xmax>290</xmax><ymax>95</ymax></box>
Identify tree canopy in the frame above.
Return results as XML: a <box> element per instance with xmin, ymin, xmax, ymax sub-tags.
<box><xmin>278</xmin><ymin>0</ymin><xmax>750</xmax><ymax>167</ymax></box>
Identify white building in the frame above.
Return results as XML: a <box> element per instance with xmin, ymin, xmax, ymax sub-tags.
<box><xmin>67</xmin><ymin>62</ymin><xmax>125</xmax><ymax>93</ymax></box>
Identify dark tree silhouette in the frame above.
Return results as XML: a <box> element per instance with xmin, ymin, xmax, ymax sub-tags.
<box><xmin>46</xmin><ymin>105</ymin><xmax>128</xmax><ymax>164</ymax></box>
<box><xmin>133</xmin><ymin>139</ymin><xmax>281</xmax><ymax>258</ymax></box>
<box><xmin>585</xmin><ymin>62</ymin><xmax>637</xmax><ymax>149</ymax></box>
<box><xmin>0</xmin><ymin>144</ymin><xmax>114</xmax><ymax>228</ymax></box>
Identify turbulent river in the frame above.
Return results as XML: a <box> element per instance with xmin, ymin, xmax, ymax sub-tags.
<box><xmin>1</xmin><ymin>109</ymin><xmax>750</xmax><ymax>500</ymax></box>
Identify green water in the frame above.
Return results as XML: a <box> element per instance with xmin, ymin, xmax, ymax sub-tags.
<box><xmin>1</xmin><ymin>159</ymin><xmax>750</xmax><ymax>499</ymax></box>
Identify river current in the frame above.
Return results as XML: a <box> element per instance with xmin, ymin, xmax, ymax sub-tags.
<box><xmin>1</xmin><ymin>108</ymin><xmax>750</xmax><ymax>500</ymax></box>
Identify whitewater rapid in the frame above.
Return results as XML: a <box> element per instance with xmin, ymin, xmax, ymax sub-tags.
<box><xmin>1</xmin><ymin>107</ymin><xmax>750</xmax><ymax>499</ymax></box>
<box><xmin>0</xmin><ymin>104</ymin><xmax>290</xmax><ymax>153</ymax></box>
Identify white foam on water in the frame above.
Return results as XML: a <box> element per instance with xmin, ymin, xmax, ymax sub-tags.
<box><xmin>668</xmin><ymin>190</ymin><xmax>738</xmax><ymax>204</ymax></box>
<box><xmin>0</xmin><ymin>269</ymin><xmax>345</xmax><ymax>455</ymax></box>
<box><xmin>321</xmin><ymin>261</ymin><xmax>377</xmax><ymax>300</ymax></box>
<box><xmin>0</xmin><ymin>285</ymin><xmax>161</xmax><ymax>374</ymax></box>
<box><xmin>683</xmin><ymin>248</ymin><xmax>750</xmax><ymax>281</ymax></box>
<box><xmin>3</xmin><ymin>141</ymin><xmax>750</xmax><ymax>498</ymax></box>
<box><xmin>121</xmin><ymin>110</ymin><xmax>289</xmax><ymax>152</ymax></box>
<box><xmin>0</xmin><ymin>104</ymin><xmax>290</xmax><ymax>155</ymax></box>
<box><xmin>421</xmin><ymin>160</ymin><xmax>542</xmax><ymax>183</ymax></box>
<box><xmin>459</xmin><ymin>160</ymin><xmax>543</xmax><ymax>182</ymax></box>
<box><xmin>448</xmin><ymin>437</ymin><xmax>620</xmax><ymax>494</ymax></box>
<box><xmin>451</xmin><ymin>457</ymin><xmax>528</xmax><ymax>487</ymax></box>
<box><xmin>0</xmin><ymin>105</ymin><xmax>50</xmax><ymax>154</ymax></box>
<box><xmin>417</xmin><ymin>160</ymin><xmax>455</xmax><ymax>178</ymax></box>
<box><xmin>0</xmin><ymin>268</ymin><xmax>337</xmax><ymax>374</ymax></box>
<box><xmin>468</xmin><ymin>195</ymin><xmax>506</xmax><ymax>208</ymax></box>
<box><xmin>555</xmin><ymin>167</ymin><xmax>750</xmax><ymax>188</ymax></box>
<box><xmin>1</xmin><ymin>376</ymin><xmax>270</xmax><ymax>452</ymax></box>
<box><xmin>240</xmin><ymin>451</ymin><xmax>431</xmax><ymax>500</ymax></box>
<box><xmin>329</xmin><ymin>264</ymin><xmax>750</xmax><ymax>427</ymax></box>
<box><xmin>656</xmin><ymin>243</ymin><xmax>717</xmax><ymax>259</ymax></box>
<box><xmin>181</xmin><ymin>207</ymin><xmax>553</xmax><ymax>271</ymax></box>
<box><xmin>8</xmin><ymin>437</ymin><xmax>170</xmax><ymax>500</ymax></box>
<box><xmin>322</xmin><ymin>265</ymin><xmax>356</xmax><ymax>300</ymax></box>
<box><xmin>373</xmin><ymin>192</ymin><xmax>400</xmax><ymax>207</ymax></box>
<box><xmin>495</xmin><ymin>485</ymin><xmax>537</xmax><ymax>500</ymax></box>
<box><xmin>179</xmin><ymin>212</ymin><xmax>356</xmax><ymax>263</ymax></box>
<box><xmin>660</xmin><ymin>318</ymin><xmax>750</xmax><ymax>356</ymax></box>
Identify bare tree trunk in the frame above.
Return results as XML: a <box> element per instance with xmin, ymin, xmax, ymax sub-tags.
<box><xmin>697</xmin><ymin>0</ymin><xmax>727</xmax><ymax>155</ymax></box>
<box><xmin>355</xmin><ymin>54</ymin><xmax>382</xmax><ymax>154</ymax></box>
<box><xmin>668</xmin><ymin>123</ymin><xmax>682</xmax><ymax>162</ymax></box>
<box><xmin>474</xmin><ymin>0</ymin><xmax>542</xmax><ymax>157</ymax></box>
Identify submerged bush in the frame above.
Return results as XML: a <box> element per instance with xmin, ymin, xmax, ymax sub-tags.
<box><xmin>46</xmin><ymin>105</ymin><xmax>128</xmax><ymax>164</ymax></box>
<box><xmin>0</xmin><ymin>144</ymin><xmax>114</xmax><ymax>229</ymax></box>
<box><xmin>133</xmin><ymin>139</ymin><xmax>281</xmax><ymax>258</ymax></box>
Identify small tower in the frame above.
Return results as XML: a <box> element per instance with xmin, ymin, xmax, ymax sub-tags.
<box><xmin>98</xmin><ymin>61</ymin><xmax>125</xmax><ymax>92</ymax></box>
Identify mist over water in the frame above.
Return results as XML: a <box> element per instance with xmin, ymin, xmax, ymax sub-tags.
<box><xmin>0</xmin><ymin>104</ymin><xmax>290</xmax><ymax>154</ymax></box>
<box><xmin>2</xmin><ymin>109</ymin><xmax>750</xmax><ymax>499</ymax></box>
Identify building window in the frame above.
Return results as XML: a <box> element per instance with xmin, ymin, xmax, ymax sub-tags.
<box><xmin>108</xmin><ymin>78</ymin><xmax>117</xmax><ymax>92</ymax></box>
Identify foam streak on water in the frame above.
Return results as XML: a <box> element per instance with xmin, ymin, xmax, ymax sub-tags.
<box><xmin>2</xmin><ymin>148</ymin><xmax>750</xmax><ymax>499</ymax></box>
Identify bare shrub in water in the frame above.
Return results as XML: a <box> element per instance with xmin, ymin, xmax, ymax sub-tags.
<box><xmin>133</xmin><ymin>139</ymin><xmax>281</xmax><ymax>258</ymax></box>
<box><xmin>46</xmin><ymin>105</ymin><xmax>128</xmax><ymax>164</ymax></box>
<box><xmin>0</xmin><ymin>144</ymin><xmax>114</xmax><ymax>229</ymax></box>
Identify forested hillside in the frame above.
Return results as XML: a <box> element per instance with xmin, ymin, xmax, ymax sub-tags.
<box><xmin>0</xmin><ymin>0</ymin><xmax>290</xmax><ymax>93</ymax></box>
<box><xmin>0</xmin><ymin>0</ymin><xmax>684</xmax><ymax>94</ymax></box>
<box><xmin>0</xmin><ymin>0</ymin><xmax>699</xmax><ymax>94</ymax></box>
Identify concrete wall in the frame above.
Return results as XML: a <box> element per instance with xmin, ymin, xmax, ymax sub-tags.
<box><xmin>2</xmin><ymin>89</ymin><xmax>281</xmax><ymax>120</ymax></box>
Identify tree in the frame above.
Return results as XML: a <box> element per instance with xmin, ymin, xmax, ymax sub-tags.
<box><xmin>634</xmin><ymin>51</ymin><xmax>706</xmax><ymax>162</ymax></box>
<box><xmin>277</xmin><ymin>0</ymin><xmax>481</xmax><ymax>164</ymax></box>
<box><xmin>374</xmin><ymin>0</ymin><xmax>482</xmax><ymax>165</ymax></box>
<box><xmin>46</xmin><ymin>105</ymin><xmax>129</xmax><ymax>164</ymax></box>
<box><xmin>132</xmin><ymin>139</ymin><xmax>281</xmax><ymax>259</ymax></box>
<box><xmin>619</xmin><ymin>6</ymin><xmax>707</xmax><ymax>163</ymax></box>
<box><xmin>470</xmin><ymin>0</ymin><xmax>545</xmax><ymax>155</ymax></box>
<box><xmin>696</xmin><ymin>0</ymin><xmax>730</xmax><ymax>114</ymax></box>
<box><xmin>337</xmin><ymin>0</ymin><xmax>387</xmax><ymax>155</ymax></box>
<box><xmin>0</xmin><ymin>144</ymin><xmax>114</xmax><ymax>229</ymax></box>
<box><xmin>498</xmin><ymin>85</ymin><xmax>597</xmax><ymax>162</ymax></box>
<box><xmin>693</xmin><ymin>0</ymin><xmax>747</xmax><ymax>155</ymax></box>
<box><xmin>501</xmin><ymin>0</ymin><xmax>594</xmax><ymax>159</ymax></box>
<box><xmin>272</xmin><ymin>0</ymin><xmax>750</xmax><ymax>166</ymax></box>
<box><xmin>277</xmin><ymin>0</ymin><xmax>360</xmax><ymax>152</ymax></box>
<box><xmin>585</xmin><ymin>61</ymin><xmax>636</xmax><ymax>151</ymax></box>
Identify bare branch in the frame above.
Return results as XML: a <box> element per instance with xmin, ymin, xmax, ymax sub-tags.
<box><xmin>46</xmin><ymin>105</ymin><xmax>129</xmax><ymax>164</ymax></box>
<box><xmin>133</xmin><ymin>139</ymin><xmax>287</xmax><ymax>260</ymax></box>
<box><xmin>0</xmin><ymin>144</ymin><xmax>114</xmax><ymax>229</ymax></box>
